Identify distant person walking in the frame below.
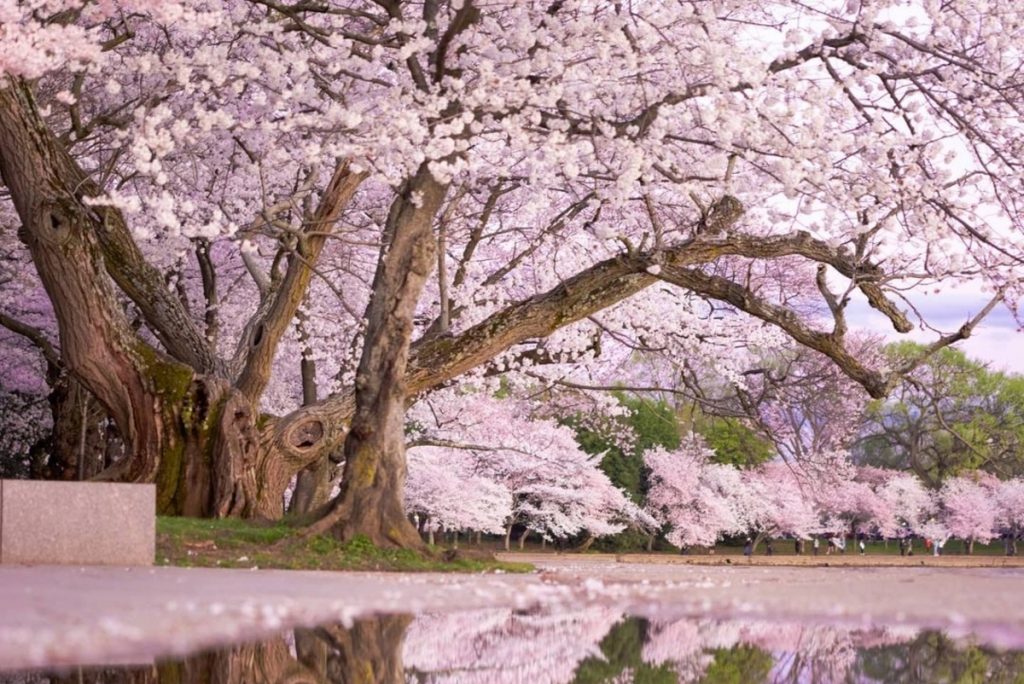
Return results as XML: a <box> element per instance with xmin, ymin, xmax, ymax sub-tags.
<box><xmin>813</xmin><ymin>537</ymin><xmax>820</xmax><ymax>556</ymax></box>
<box><xmin>858</xmin><ymin>539</ymin><xmax>866</xmax><ymax>555</ymax></box>
<box><xmin>743</xmin><ymin>538</ymin><xmax>753</xmax><ymax>558</ymax></box>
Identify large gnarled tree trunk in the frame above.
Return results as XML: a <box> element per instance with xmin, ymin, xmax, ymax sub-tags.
<box><xmin>0</xmin><ymin>80</ymin><xmax>256</xmax><ymax>517</ymax></box>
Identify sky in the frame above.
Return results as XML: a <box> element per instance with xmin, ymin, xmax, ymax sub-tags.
<box><xmin>846</xmin><ymin>286</ymin><xmax>1023</xmax><ymax>374</ymax></box>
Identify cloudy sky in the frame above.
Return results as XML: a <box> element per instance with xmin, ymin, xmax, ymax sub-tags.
<box><xmin>846</xmin><ymin>286</ymin><xmax>1023</xmax><ymax>374</ymax></box>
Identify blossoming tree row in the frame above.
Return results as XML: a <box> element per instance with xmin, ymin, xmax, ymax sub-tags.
<box><xmin>644</xmin><ymin>439</ymin><xmax>1024</xmax><ymax>553</ymax></box>
<box><xmin>401</xmin><ymin>391</ymin><xmax>1024</xmax><ymax>554</ymax></box>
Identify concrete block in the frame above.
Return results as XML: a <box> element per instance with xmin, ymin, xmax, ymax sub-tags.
<box><xmin>0</xmin><ymin>480</ymin><xmax>154</xmax><ymax>566</ymax></box>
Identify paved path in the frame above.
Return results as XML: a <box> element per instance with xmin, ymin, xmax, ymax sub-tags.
<box><xmin>2</xmin><ymin>559</ymin><xmax>1024</xmax><ymax>671</ymax></box>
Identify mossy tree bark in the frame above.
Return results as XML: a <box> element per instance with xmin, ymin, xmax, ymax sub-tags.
<box><xmin>305</xmin><ymin>168</ymin><xmax>446</xmax><ymax>548</ymax></box>
<box><xmin>0</xmin><ymin>80</ymin><xmax>256</xmax><ymax>517</ymax></box>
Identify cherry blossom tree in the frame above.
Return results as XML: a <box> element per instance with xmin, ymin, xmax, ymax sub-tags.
<box><xmin>994</xmin><ymin>478</ymin><xmax>1024</xmax><ymax>555</ymax></box>
<box><xmin>402</xmin><ymin>391</ymin><xmax>643</xmax><ymax>548</ymax></box>
<box><xmin>644</xmin><ymin>439</ymin><xmax>746</xmax><ymax>549</ymax></box>
<box><xmin>811</xmin><ymin>461</ymin><xmax>892</xmax><ymax>541</ymax></box>
<box><xmin>937</xmin><ymin>475</ymin><xmax>999</xmax><ymax>553</ymax></box>
<box><xmin>875</xmin><ymin>471</ymin><xmax>935</xmax><ymax>539</ymax></box>
<box><xmin>741</xmin><ymin>461</ymin><xmax>820</xmax><ymax>546</ymax></box>
<box><xmin>1</xmin><ymin>0</ymin><xmax>1022</xmax><ymax>549</ymax></box>
<box><xmin>404</xmin><ymin>448</ymin><xmax>511</xmax><ymax>543</ymax></box>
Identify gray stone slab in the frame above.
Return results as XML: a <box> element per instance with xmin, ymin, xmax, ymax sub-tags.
<box><xmin>0</xmin><ymin>480</ymin><xmax>154</xmax><ymax>566</ymax></box>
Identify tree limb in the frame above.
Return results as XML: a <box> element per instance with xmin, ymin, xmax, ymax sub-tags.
<box><xmin>233</xmin><ymin>161</ymin><xmax>367</xmax><ymax>400</ymax></box>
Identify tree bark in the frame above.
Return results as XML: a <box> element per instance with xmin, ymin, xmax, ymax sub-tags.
<box><xmin>304</xmin><ymin>167</ymin><xmax>447</xmax><ymax>547</ymax></box>
<box><xmin>289</xmin><ymin>349</ymin><xmax>332</xmax><ymax>515</ymax></box>
<box><xmin>0</xmin><ymin>81</ymin><xmax>266</xmax><ymax>518</ymax></box>
<box><xmin>321</xmin><ymin>615</ymin><xmax>411</xmax><ymax>684</ymax></box>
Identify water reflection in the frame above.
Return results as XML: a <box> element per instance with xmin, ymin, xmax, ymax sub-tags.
<box><xmin>5</xmin><ymin>608</ymin><xmax>1024</xmax><ymax>683</ymax></box>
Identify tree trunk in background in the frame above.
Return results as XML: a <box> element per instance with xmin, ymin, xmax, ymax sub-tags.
<box><xmin>967</xmin><ymin>538</ymin><xmax>975</xmax><ymax>555</ymax></box>
<box><xmin>504</xmin><ymin>525</ymin><xmax>513</xmax><ymax>551</ymax></box>
<box><xmin>289</xmin><ymin>353</ymin><xmax>332</xmax><ymax>515</ymax></box>
<box><xmin>305</xmin><ymin>168</ymin><xmax>446</xmax><ymax>548</ymax></box>
<box><xmin>518</xmin><ymin>529</ymin><xmax>529</xmax><ymax>550</ymax></box>
<box><xmin>31</xmin><ymin>372</ymin><xmax>110</xmax><ymax>480</ymax></box>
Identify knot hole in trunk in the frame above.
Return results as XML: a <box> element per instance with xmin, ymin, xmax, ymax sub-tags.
<box><xmin>287</xmin><ymin>419</ymin><xmax>325</xmax><ymax>450</ymax></box>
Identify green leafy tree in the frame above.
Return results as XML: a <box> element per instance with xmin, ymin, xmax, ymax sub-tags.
<box><xmin>570</xmin><ymin>393</ymin><xmax>681</xmax><ymax>502</ymax></box>
<box><xmin>698</xmin><ymin>417</ymin><xmax>775</xmax><ymax>469</ymax></box>
<box><xmin>853</xmin><ymin>631</ymin><xmax>1024</xmax><ymax>684</ymax></box>
<box><xmin>568</xmin><ymin>394</ymin><xmax>681</xmax><ymax>550</ymax></box>
<box><xmin>700</xmin><ymin>645</ymin><xmax>774</xmax><ymax>684</ymax></box>
<box><xmin>572</xmin><ymin>618</ymin><xmax>678</xmax><ymax>684</ymax></box>
<box><xmin>856</xmin><ymin>343</ymin><xmax>1024</xmax><ymax>485</ymax></box>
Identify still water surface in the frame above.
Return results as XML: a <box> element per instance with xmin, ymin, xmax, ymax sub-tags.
<box><xmin>4</xmin><ymin>606</ymin><xmax>1024</xmax><ymax>683</ymax></box>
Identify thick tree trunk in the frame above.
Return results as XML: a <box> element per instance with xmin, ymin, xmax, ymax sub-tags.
<box><xmin>0</xmin><ymin>82</ymin><xmax>264</xmax><ymax>518</ymax></box>
<box><xmin>504</xmin><ymin>525</ymin><xmax>513</xmax><ymax>551</ymax></box>
<box><xmin>304</xmin><ymin>168</ymin><xmax>446</xmax><ymax>548</ymax></box>
<box><xmin>518</xmin><ymin>528</ymin><xmax>529</xmax><ymax>550</ymax></box>
<box><xmin>162</xmin><ymin>634</ymin><xmax>322</xmax><ymax>684</ymax></box>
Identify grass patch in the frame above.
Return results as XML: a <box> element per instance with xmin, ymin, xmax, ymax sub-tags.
<box><xmin>156</xmin><ymin>516</ymin><xmax>533</xmax><ymax>574</ymax></box>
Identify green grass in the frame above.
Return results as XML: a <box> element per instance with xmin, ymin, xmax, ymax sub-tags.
<box><xmin>156</xmin><ymin>516</ymin><xmax>533</xmax><ymax>574</ymax></box>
